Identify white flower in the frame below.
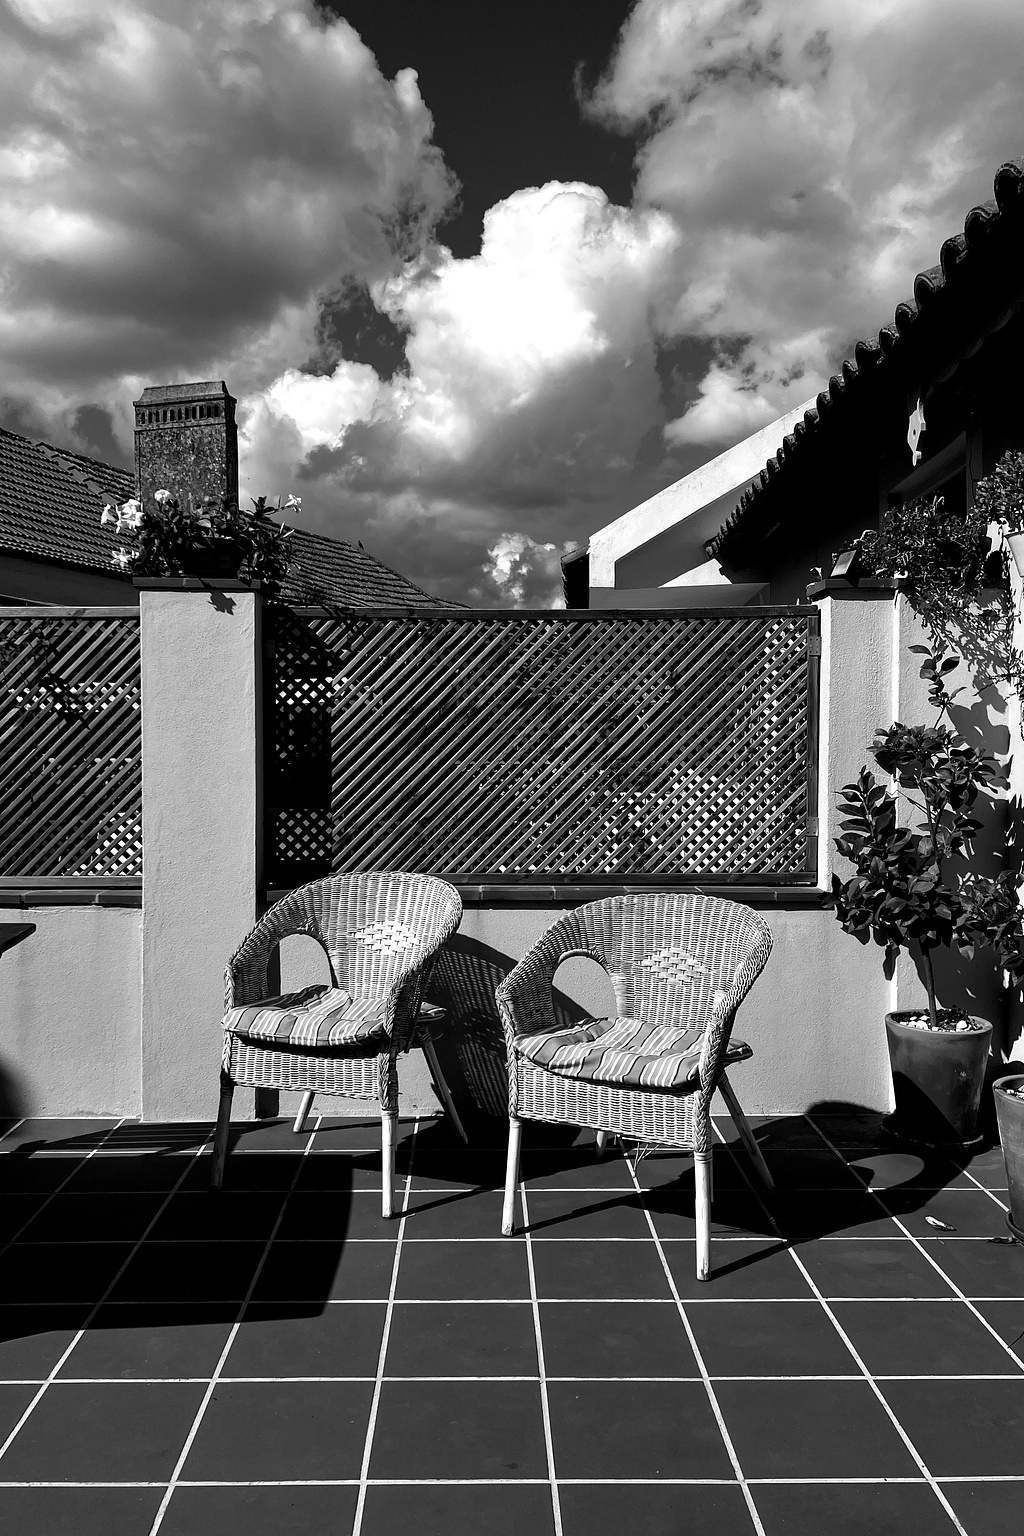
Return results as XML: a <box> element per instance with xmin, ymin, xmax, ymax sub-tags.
<box><xmin>154</xmin><ymin>489</ymin><xmax>173</xmax><ymax>506</ymax></box>
<box><xmin>283</xmin><ymin>494</ymin><xmax>301</xmax><ymax>512</ymax></box>
<box><xmin>114</xmin><ymin>498</ymin><xmax>144</xmax><ymax>532</ymax></box>
<box><xmin>110</xmin><ymin>547</ymin><xmax>135</xmax><ymax>571</ymax></box>
<box><xmin>100</xmin><ymin>504</ymin><xmax>117</xmax><ymax>526</ymax></box>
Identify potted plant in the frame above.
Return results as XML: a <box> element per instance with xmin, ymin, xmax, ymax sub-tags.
<box><xmin>832</xmin><ymin>648</ymin><xmax>1024</xmax><ymax>1145</ymax></box>
<box><xmin>100</xmin><ymin>488</ymin><xmax>300</xmax><ymax>598</ymax></box>
<box><xmin>972</xmin><ymin>448</ymin><xmax>1024</xmax><ymax>578</ymax></box>
<box><xmin>993</xmin><ymin>1076</ymin><xmax>1024</xmax><ymax>1240</ymax></box>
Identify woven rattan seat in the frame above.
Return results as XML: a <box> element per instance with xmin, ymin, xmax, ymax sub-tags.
<box><xmin>496</xmin><ymin>893</ymin><xmax>774</xmax><ymax>1280</ymax></box>
<box><xmin>211</xmin><ymin>872</ymin><xmax>463</xmax><ymax>1216</ymax></box>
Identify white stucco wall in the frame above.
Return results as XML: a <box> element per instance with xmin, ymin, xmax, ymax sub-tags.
<box><xmin>0</xmin><ymin>906</ymin><xmax>141</xmax><ymax>1117</ymax></box>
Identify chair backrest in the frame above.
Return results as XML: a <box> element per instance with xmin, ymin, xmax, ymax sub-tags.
<box><xmin>541</xmin><ymin>893</ymin><xmax>772</xmax><ymax>1025</ymax></box>
<box><xmin>270</xmin><ymin>872</ymin><xmax>463</xmax><ymax>995</ymax></box>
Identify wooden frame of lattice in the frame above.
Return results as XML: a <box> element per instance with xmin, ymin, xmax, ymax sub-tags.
<box><xmin>0</xmin><ymin>609</ymin><xmax>142</xmax><ymax>880</ymax></box>
<box><xmin>263</xmin><ymin>607</ymin><xmax>820</xmax><ymax>889</ymax></box>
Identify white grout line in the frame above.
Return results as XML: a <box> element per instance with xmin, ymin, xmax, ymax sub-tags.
<box><xmin>718</xmin><ymin>1119</ymin><xmax>972</xmax><ymax>1536</ymax></box>
<box><xmin>519</xmin><ymin>1183</ymin><xmax>563</xmax><ymax>1536</ymax></box>
<box><xmin>805</xmin><ymin>1119</ymin><xmax>1024</xmax><ymax>1377</ymax></box>
<box><xmin>349</xmin><ymin>1119</ymin><xmax>419</xmax><ymax>1536</ymax></box>
<box><xmin>621</xmin><ymin>1150</ymin><xmax>768</xmax><ymax>1536</ymax></box>
<box><xmin>959</xmin><ymin>1167</ymin><xmax>1011</xmax><ymax>1211</ymax></box>
<box><xmin>3</xmin><ymin>1473</ymin><xmax>1024</xmax><ymax>1488</ymax></box>
<box><xmin>0</xmin><ymin>1119</ymin><xmax>206</xmax><ymax>1471</ymax></box>
<box><xmin>145</xmin><ymin>1115</ymin><xmax>324</xmax><ymax>1536</ymax></box>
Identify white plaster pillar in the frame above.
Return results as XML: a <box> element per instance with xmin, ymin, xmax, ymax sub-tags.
<box><xmin>139</xmin><ymin>580</ymin><xmax>262</xmax><ymax>1120</ymax></box>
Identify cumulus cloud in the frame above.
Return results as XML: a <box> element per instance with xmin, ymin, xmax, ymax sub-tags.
<box><xmin>588</xmin><ymin>0</ymin><xmax>1024</xmax><ymax>447</ymax></box>
<box><xmin>0</xmin><ymin>0</ymin><xmax>455</xmax><ymax>428</ymax></box>
<box><xmin>240</xmin><ymin>182</ymin><xmax>681</xmax><ymax>597</ymax></box>
<box><xmin>6</xmin><ymin>0</ymin><xmax>1024</xmax><ymax>602</ymax></box>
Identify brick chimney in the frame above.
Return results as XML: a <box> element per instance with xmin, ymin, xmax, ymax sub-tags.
<box><xmin>133</xmin><ymin>380</ymin><xmax>238</xmax><ymax>511</ymax></box>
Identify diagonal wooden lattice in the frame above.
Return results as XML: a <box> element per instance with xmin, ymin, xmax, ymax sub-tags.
<box><xmin>264</xmin><ymin>608</ymin><xmax>819</xmax><ymax>886</ymax></box>
<box><xmin>0</xmin><ymin>615</ymin><xmax>141</xmax><ymax>877</ymax></box>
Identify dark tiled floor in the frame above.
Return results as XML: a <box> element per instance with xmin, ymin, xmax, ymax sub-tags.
<box><xmin>0</xmin><ymin>1112</ymin><xmax>1022</xmax><ymax>1535</ymax></box>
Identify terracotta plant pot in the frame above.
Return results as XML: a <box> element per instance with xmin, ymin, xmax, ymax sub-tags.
<box><xmin>993</xmin><ymin>1074</ymin><xmax>1024</xmax><ymax>1241</ymax></box>
<box><xmin>1003</xmin><ymin>528</ymin><xmax>1024</xmax><ymax>579</ymax></box>
<box><xmin>884</xmin><ymin>1012</ymin><xmax>992</xmax><ymax>1145</ymax></box>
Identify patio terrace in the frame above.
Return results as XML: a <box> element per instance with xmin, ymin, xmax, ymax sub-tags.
<box><xmin>0</xmin><ymin>1110</ymin><xmax>1021</xmax><ymax>1535</ymax></box>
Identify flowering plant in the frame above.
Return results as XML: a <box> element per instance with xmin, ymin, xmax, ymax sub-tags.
<box><xmin>101</xmin><ymin>489</ymin><xmax>300</xmax><ymax>599</ymax></box>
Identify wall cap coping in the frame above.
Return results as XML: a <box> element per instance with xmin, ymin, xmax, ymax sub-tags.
<box><xmin>0</xmin><ymin>890</ymin><xmax>141</xmax><ymax>908</ymax></box>
<box><xmin>132</xmin><ymin>577</ymin><xmax>261</xmax><ymax>590</ymax></box>
<box><xmin>264</xmin><ymin>883</ymin><xmax>832</xmax><ymax>910</ymax></box>
<box><xmin>806</xmin><ymin>578</ymin><xmax>900</xmax><ymax>601</ymax></box>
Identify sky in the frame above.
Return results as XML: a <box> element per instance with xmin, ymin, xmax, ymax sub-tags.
<box><xmin>2</xmin><ymin>2</ymin><xmax>1024</xmax><ymax>604</ymax></box>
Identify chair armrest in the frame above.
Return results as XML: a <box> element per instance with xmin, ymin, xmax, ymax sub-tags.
<box><xmin>496</xmin><ymin>936</ymin><xmax>605</xmax><ymax>1056</ymax></box>
<box><xmin>224</xmin><ymin>900</ymin><xmax>323</xmax><ymax>1011</ymax></box>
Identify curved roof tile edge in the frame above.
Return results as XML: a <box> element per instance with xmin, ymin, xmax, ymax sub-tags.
<box><xmin>708</xmin><ymin>159</ymin><xmax>1024</xmax><ymax>563</ymax></box>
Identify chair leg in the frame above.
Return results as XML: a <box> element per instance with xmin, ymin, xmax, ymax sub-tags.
<box><xmin>293</xmin><ymin>1090</ymin><xmax>315</xmax><ymax>1136</ymax></box>
<box><xmin>694</xmin><ymin>1150</ymin><xmax>712</xmax><ymax>1281</ymax></box>
<box><xmin>595</xmin><ymin>1129</ymin><xmax>613</xmax><ymax>1156</ymax></box>
<box><xmin>718</xmin><ymin>1072</ymin><xmax>774</xmax><ymax>1190</ymax></box>
<box><xmin>381</xmin><ymin>1109</ymin><xmax>398</xmax><ymax>1219</ymax></box>
<box><xmin>420</xmin><ymin>1035</ymin><xmax>469</xmax><ymax>1145</ymax></box>
<box><xmin>210</xmin><ymin>1072</ymin><xmax>234</xmax><ymax>1191</ymax></box>
<box><xmin>502</xmin><ymin>1116</ymin><xmax>523</xmax><ymax>1235</ymax></box>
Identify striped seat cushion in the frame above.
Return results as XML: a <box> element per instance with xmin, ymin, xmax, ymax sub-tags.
<box><xmin>224</xmin><ymin>985</ymin><xmax>388</xmax><ymax>1049</ymax></box>
<box><xmin>514</xmin><ymin>1015</ymin><xmax>752</xmax><ymax>1091</ymax></box>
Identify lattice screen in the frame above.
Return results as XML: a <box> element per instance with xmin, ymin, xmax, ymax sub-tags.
<box><xmin>0</xmin><ymin>615</ymin><xmax>141</xmax><ymax>877</ymax></box>
<box><xmin>264</xmin><ymin>608</ymin><xmax>819</xmax><ymax>887</ymax></box>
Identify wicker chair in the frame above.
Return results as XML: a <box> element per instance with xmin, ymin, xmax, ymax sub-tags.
<box><xmin>496</xmin><ymin>893</ymin><xmax>774</xmax><ymax>1279</ymax></box>
<box><xmin>211</xmin><ymin>872</ymin><xmax>463</xmax><ymax>1215</ymax></box>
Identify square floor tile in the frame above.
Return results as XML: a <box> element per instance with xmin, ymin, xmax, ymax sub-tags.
<box><xmin>0</xmin><ymin>1243</ymin><xmax>133</xmax><ymax>1303</ymax></box>
<box><xmin>521</xmin><ymin>1149</ymin><xmax>635</xmax><ymax>1191</ymax></box>
<box><xmin>0</xmin><ymin>1158</ymin><xmax>82</xmax><ymax>1194</ymax></box>
<box><xmin>530</xmin><ymin>1239</ymin><xmax>670</xmax><ymax>1301</ymax></box>
<box><xmin>361</xmin><ymin>1482</ymin><xmax>555</xmax><ymax>1536</ymax></box>
<box><xmin>753</xmin><ymin>1481</ymin><xmax>956</xmax><ymax>1536</ymax></box>
<box><xmin>58</xmin><ymin>1304</ymin><xmax>234</xmax><ymax>1380</ymax></box>
<box><xmin>0</xmin><ymin>1381</ymin><xmax>205</xmax><ymax>1482</ymax></box>
<box><xmin>882</xmin><ymin>1188</ymin><xmax>1012</xmax><ymax>1238</ymax></box>
<box><xmin>0</xmin><ymin>1120</ymin><xmax>118</xmax><ymax>1154</ymax></box>
<box><xmin>918</xmin><ymin>1238</ymin><xmax>1024</xmax><ymax>1298</ymax></box>
<box><xmin>880</xmin><ymin>1378</ymin><xmax>1024</xmax><ymax>1475</ymax></box>
<box><xmin>750</xmin><ymin>1150</ymin><xmax>864</xmax><ymax>1191</ymax></box>
<box><xmin>942</xmin><ymin>1479</ymin><xmax>1024</xmax><ymax>1535</ymax></box>
<box><xmin>407</xmin><ymin>1151</ymin><xmax>506</xmax><ymax>1191</ymax></box>
<box><xmin>182</xmin><ymin>1380</ymin><xmax>373</xmax><ymax>1480</ymax></box>
<box><xmin>64</xmin><ymin>1155</ymin><xmax>197</xmax><ymax>1193</ymax></box>
<box><xmin>0</xmin><ymin>1383</ymin><xmax>38</xmax><ymax>1442</ymax></box>
<box><xmin>310</xmin><ymin>1117</ymin><xmax>413</xmax><ymax>1151</ymax></box>
<box><xmin>831</xmin><ymin>1299</ymin><xmax>1023</xmax><ymax>1376</ymax></box>
<box><xmin>403</xmin><ymin>1189</ymin><xmax>510</xmax><ymax>1239</ymax></box>
<box><xmin>220</xmin><ymin>1119</ymin><xmax>309</xmax><ymax>1152</ymax></box>
<box><xmin>715</xmin><ymin>1378</ymin><xmax>919</xmax><ymax>1478</ymax></box>
<box><xmin>180</xmin><ymin>1152</ymin><xmax>299</xmax><ymax>1192</ymax></box>
<box><xmin>294</xmin><ymin>1154</ymin><xmax>377</xmax><ymax>1191</ymax></box>
<box><xmin>16</xmin><ymin>1193</ymin><xmax>166</xmax><ymax>1243</ymax></box>
<box><xmin>274</xmin><ymin>1190</ymin><xmax>388</xmax><ymax>1240</ymax></box>
<box><xmin>224</xmin><ymin>1301</ymin><xmax>385</xmax><ymax>1377</ymax></box>
<box><xmin>0</xmin><ymin>1308</ymin><xmax>87</xmax><ymax>1381</ymax></box>
<box><xmin>664</xmin><ymin>1240</ymin><xmax>814</xmax><ymax>1299</ymax></box>
<box><xmin>109</xmin><ymin>1242</ymin><xmax>265</xmax><ymax>1304</ymax></box>
<box><xmin>540</xmin><ymin>1301</ymin><xmax>696</xmax><ymax>1377</ymax></box>
<box><xmin>547</xmin><ymin>1379</ymin><xmax>735</xmax><ymax>1479</ymax></box>
<box><xmin>395</xmin><ymin>1240</ymin><xmax>530</xmax><ymax>1300</ymax></box>
<box><xmin>0</xmin><ymin>1195</ymin><xmax>47</xmax><ymax>1243</ymax></box>
<box><xmin>795</xmin><ymin>1240</ymin><xmax>955</xmax><ymax>1298</ymax></box>
<box><xmin>646</xmin><ymin>1192</ymin><xmax>773</xmax><ymax>1241</ymax></box>
<box><xmin>526</xmin><ymin>1191</ymin><xmax>652</xmax><ymax>1240</ymax></box>
<box><xmin>770</xmin><ymin>1191</ymin><xmax>902</xmax><ymax>1241</ymax></box>
<box><xmin>0</xmin><ymin>1486</ymin><xmax>163</xmax><ymax>1536</ymax></box>
<box><xmin>251</xmin><ymin>1240</ymin><xmax>396</xmax><ymax>1302</ymax></box>
<box><xmin>845</xmin><ymin>1148</ymin><xmax>961</xmax><ymax>1192</ymax></box>
<box><xmin>159</xmin><ymin>1484</ymin><xmax>357</xmax><ymax>1536</ymax></box>
<box><xmin>149</xmin><ymin>1192</ymin><xmax>286</xmax><ymax>1242</ymax></box>
<box><xmin>687</xmin><ymin>1300</ymin><xmax>856</xmax><ymax>1377</ymax></box>
<box><xmin>974</xmin><ymin>1300</ymin><xmax>1024</xmax><ymax>1361</ymax></box>
<box><xmin>369</xmin><ymin>1379</ymin><xmax>547</xmax><ymax>1478</ymax></box>
<box><xmin>559</xmin><ymin>1483</ymin><xmax>755</xmax><ymax>1536</ymax></box>
<box><xmin>385</xmin><ymin>1301</ymin><xmax>537</xmax><ymax>1376</ymax></box>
